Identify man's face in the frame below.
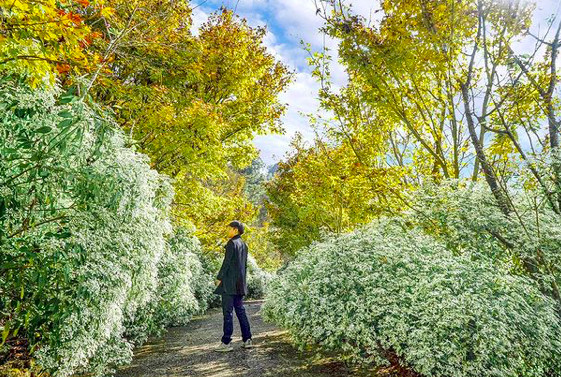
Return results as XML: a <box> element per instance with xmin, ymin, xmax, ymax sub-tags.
<box><xmin>227</xmin><ymin>226</ymin><xmax>238</xmax><ymax>238</ymax></box>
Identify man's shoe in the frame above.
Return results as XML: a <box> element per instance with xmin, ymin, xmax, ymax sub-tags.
<box><xmin>241</xmin><ymin>339</ymin><xmax>254</xmax><ymax>349</ymax></box>
<box><xmin>214</xmin><ymin>342</ymin><xmax>234</xmax><ymax>352</ymax></box>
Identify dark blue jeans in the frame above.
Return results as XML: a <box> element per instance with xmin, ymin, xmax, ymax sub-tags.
<box><xmin>221</xmin><ymin>294</ymin><xmax>252</xmax><ymax>344</ymax></box>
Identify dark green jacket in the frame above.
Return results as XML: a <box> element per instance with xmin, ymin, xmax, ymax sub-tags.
<box><xmin>214</xmin><ymin>235</ymin><xmax>248</xmax><ymax>296</ymax></box>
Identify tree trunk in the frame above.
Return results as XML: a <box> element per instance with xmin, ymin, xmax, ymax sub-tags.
<box><xmin>460</xmin><ymin>83</ymin><xmax>512</xmax><ymax>216</ymax></box>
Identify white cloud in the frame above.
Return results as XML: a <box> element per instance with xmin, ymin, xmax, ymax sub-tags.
<box><xmin>250</xmin><ymin>0</ymin><xmax>353</xmax><ymax>164</ymax></box>
<box><xmin>510</xmin><ymin>0</ymin><xmax>561</xmax><ymax>56</ymax></box>
<box><xmin>268</xmin><ymin>0</ymin><xmax>326</xmax><ymax>46</ymax></box>
<box><xmin>190</xmin><ymin>6</ymin><xmax>208</xmax><ymax>35</ymax></box>
<box><xmin>253</xmin><ymin>134</ymin><xmax>293</xmax><ymax>163</ymax></box>
<box><xmin>254</xmin><ymin>71</ymin><xmax>321</xmax><ymax>165</ymax></box>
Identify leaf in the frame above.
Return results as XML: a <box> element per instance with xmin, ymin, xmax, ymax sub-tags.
<box><xmin>59</xmin><ymin>96</ymin><xmax>75</xmax><ymax>104</ymax></box>
<box><xmin>59</xmin><ymin>119</ymin><xmax>74</xmax><ymax>128</ymax></box>
<box><xmin>58</xmin><ymin>110</ymin><xmax>73</xmax><ymax>118</ymax></box>
<box><xmin>1</xmin><ymin>325</ymin><xmax>9</xmax><ymax>345</ymax></box>
<box><xmin>100</xmin><ymin>6</ymin><xmax>116</xmax><ymax>18</ymax></box>
<box><xmin>56</xmin><ymin>231</ymin><xmax>72</xmax><ymax>239</ymax></box>
<box><xmin>0</xmin><ymin>198</ymin><xmax>6</xmax><ymax>219</ymax></box>
<box><xmin>36</xmin><ymin>126</ymin><xmax>52</xmax><ymax>134</ymax></box>
<box><xmin>17</xmin><ymin>141</ymin><xmax>33</xmax><ymax>149</ymax></box>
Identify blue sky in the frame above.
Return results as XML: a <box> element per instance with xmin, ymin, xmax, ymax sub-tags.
<box><xmin>192</xmin><ymin>0</ymin><xmax>561</xmax><ymax>167</ymax></box>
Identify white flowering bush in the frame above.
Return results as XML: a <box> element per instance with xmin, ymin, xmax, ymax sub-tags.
<box><xmin>246</xmin><ymin>253</ymin><xmax>273</xmax><ymax>299</ymax></box>
<box><xmin>169</xmin><ymin>229</ymin><xmax>216</xmax><ymax>318</ymax></box>
<box><xmin>0</xmin><ymin>79</ymin><xmax>213</xmax><ymax>376</ymax></box>
<box><xmin>263</xmin><ymin>216</ymin><xmax>561</xmax><ymax>377</ymax></box>
<box><xmin>126</xmin><ymin>227</ymin><xmax>215</xmax><ymax>343</ymax></box>
<box><xmin>405</xmin><ymin>179</ymin><xmax>561</xmax><ymax>303</ymax></box>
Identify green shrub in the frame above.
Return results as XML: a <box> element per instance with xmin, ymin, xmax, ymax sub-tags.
<box><xmin>263</xmin><ymin>216</ymin><xmax>561</xmax><ymax>377</ymax></box>
<box><xmin>246</xmin><ymin>253</ymin><xmax>272</xmax><ymax>299</ymax></box>
<box><xmin>170</xmin><ymin>229</ymin><xmax>216</xmax><ymax>317</ymax></box>
<box><xmin>405</xmin><ymin>179</ymin><xmax>561</xmax><ymax>301</ymax></box>
<box><xmin>124</xmin><ymin>227</ymin><xmax>215</xmax><ymax>343</ymax></box>
<box><xmin>0</xmin><ymin>80</ymin><xmax>213</xmax><ymax>376</ymax></box>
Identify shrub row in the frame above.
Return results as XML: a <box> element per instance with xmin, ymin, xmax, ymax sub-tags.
<box><xmin>0</xmin><ymin>81</ymin><xmax>214</xmax><ymax>376</ymax></box>
<box><xmin>263</xmin><ymin>216</ymin><xmax>561</xmax><ymax>377</ymax></box>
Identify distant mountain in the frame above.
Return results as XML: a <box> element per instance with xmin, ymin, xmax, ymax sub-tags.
<box><xmin>267</xmin><ymin>163</ymin><xmax>279</xmax><ymax>178</ymax></box>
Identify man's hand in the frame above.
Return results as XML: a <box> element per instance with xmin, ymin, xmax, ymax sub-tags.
<box><xmin>215</xmin><ymin>279</ymin><xmax>221</xmax><ymax>286</ymax></box>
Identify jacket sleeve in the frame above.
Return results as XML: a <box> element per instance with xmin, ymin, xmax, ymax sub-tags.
<box><xmin>244</xmin><ymin>245</ymin><xmax>248</xmax><ymax>274</ymax></box>
<box><xmin>217</xmin><ymin>240</ymin><xmax>235</xmax><ymax>280</ymax></box>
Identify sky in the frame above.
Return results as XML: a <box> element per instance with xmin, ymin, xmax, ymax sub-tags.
<box><xmin>191</xmin><ymin>0</ymin><xmax>561</xmax><ymax>167</ymax></box>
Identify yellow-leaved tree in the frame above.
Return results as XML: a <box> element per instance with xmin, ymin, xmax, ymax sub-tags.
<box><xmin>84</xmin><ymin>4</ymin><xmax>293</xmax><ymax>253</ymax></box>
<box><xmin>0</xmin><ymin>0</ymin><xmax>110</xmax><ymax>85</ymax></box>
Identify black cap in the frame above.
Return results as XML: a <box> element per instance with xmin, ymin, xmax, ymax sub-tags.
<box><xmin>228</xmin><ymin>220</ymin><xmax>244</xmax><ymax>235</ymax></box>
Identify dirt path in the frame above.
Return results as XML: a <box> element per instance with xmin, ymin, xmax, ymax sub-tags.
<box><xmin>115</xmin><ymin>300</ymin><xmax>364</xmax><ymax>377</ymax></box>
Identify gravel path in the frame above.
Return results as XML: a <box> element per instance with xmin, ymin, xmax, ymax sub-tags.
<box><xmin>115</xmin><ymin>300</ymin><xmax>365</xmax><ymax>377</ymax></box>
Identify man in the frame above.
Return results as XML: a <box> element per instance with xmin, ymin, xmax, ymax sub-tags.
<box><xmin>214</xmin><ymin>220</ymin><xmax>254</xmax><ymax>352</ymax></box>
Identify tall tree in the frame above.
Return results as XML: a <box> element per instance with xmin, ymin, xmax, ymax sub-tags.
<box><xmin>84</xmin><ymin>4</ymin><xmax>293</xmax><ymax>250</ymax></box>
<box><xmin>310</xmin><ymin>0</ymin><xmax>561</xmax><ymax>310</ymax></box>
<box><xmin>266</xmin><ymin>133</ymin><xmax>406</xmax><ymax>255</ymax></box>
<box><xmin>0</xmin><ymin>0</ymin><xmax>109</xmax><ymax>85</ymax></box>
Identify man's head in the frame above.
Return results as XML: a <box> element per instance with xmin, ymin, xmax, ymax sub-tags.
<box><xmin>227</xmin><ymin>220</ymin><xmax>244</xmax><ymax>238</ymax></box>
